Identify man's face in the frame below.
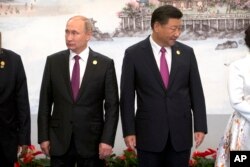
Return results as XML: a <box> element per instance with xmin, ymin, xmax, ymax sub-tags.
<box><xmin>65</xmin><ymin>18</ymin><xmax>91</xmax><ymax>54</ymax></box>
<box><xmin>153</xmin><ymin>18</ymin><xmax>182</xmax><ymax>47</ymax></box>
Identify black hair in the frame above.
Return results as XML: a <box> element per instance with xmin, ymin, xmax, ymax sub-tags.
<box><xmin>151</xmin><ymin>5</ymin><xmax>183</xmax><ymax>29</ymax></box>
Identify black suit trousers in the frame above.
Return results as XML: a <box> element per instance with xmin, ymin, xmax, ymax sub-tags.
<box><xmin>0</xmin><ymin>138</ymin><xmax>18</xmax><ymax>167</ymax></box>
<box><xmin>51</xmin><ymin>136</ymin><xmax>104</xmax><ymax>167</ymax></box>
<box><xmin>137</xmin><ymin>136</ymin><xmax>191</xmax><ymax>167</ymax></box>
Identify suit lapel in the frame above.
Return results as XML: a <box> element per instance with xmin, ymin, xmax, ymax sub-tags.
<box><xmin>168</xmin><ymin>44</ymin><xmax>180</xmax><ymax>89</ymax></box>
<box><xmin>60</xmin><ymin>50</ymin><xmax>73</xmax><ymax>101</ymax></box>
<box><xmin>142</xmin><ymin>38</ymin><xmax>182</xmax><ymax>91</ymax></box>
<box><xmin>76</xmin><ymin>48</ymin><xmax>97</xmax><ymax>101</ymax></box>
<box><xmin>142</xmin><ymin>37</ymin><xmax>168</xmax><ymax>91</ymax></box>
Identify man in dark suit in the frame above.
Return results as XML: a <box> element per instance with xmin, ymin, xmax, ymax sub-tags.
<box><xmin>0</xmin><ymin>48</ymin><xmax>31</xmax><ymax>167</ymax></box>
<box><xmin>120</xmin><ymin>5</ymin><xmax>207</xmax><ymax>167</ymax></box>
<box><xmin>38</xmin><ymin>16</ymin><xmax>119</xmax><ymax>167</ymax></box>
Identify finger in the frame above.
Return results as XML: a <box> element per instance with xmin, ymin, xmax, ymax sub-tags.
<box><xmin>195</xmin><ymin>139</ymin><xmax>203</xmax><ymax>148</ymax></box>
<box><xmin>43</xmin><ymin>148</ymin><xmax>49</xmax><ymax>156</ymax></box>
<box><xmin>100</xmin><ymin>155</ymin><xmax>107</xmax><ymax>159</ymax></box>
<box><xmin>127</xmin><ymin>143</ymin><xmax>135</xmax><ymax>150</ymax></box>
<box><xmin>195</xmin><ymin>142</ymin><xmax>200</xmax><ymax>148</ymax></box>
<box><xmin>125</xmin><ymin>142</ymin><xmax>131</xmax><ymax>148</ymax></box>
<box><xmin>99</xmin><ymin>154</ymin><xmax>104</xmax><ymax>159</ymax></box>
<box><xmin>17</xmin><ymin>146</ymin><xmax>21</xmax><ymax>153</ymax></box>
<box><xmin>99</xmin><ymin>153</ymin><xmax>107</xmax><ymax>160</ymax></box>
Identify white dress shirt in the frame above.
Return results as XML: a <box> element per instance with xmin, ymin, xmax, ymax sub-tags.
<box><xmin>69</xmin><ymin>47</ymin><xmax>89</xmax><ymax>87</ymax></box>
<box><xmin>149</xmin><ymin>35</ymin><xmax>172</xmax><ymax>73</ymax></box>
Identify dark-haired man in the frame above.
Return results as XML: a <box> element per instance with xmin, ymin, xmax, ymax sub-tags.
<box><xmin>120</xmin><ymin>5</ymin><xmax>207</xmax><ymax>167</ymax></box>
<box><xmin>0</xmin><ymin>48</ymin><xmax>31</xmax><ymax>167</ymax></box>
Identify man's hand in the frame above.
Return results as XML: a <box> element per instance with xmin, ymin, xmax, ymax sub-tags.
<box><xmin>40</xmin><ymin>141</ymin><xmax>50</xmax><ymax>156</ymax></box>
<box><xmin>99</xmin><ymin>143</ymin><xmax>113</xmax><ymax>159</ymax></box>
<box><xmin>18</xmin><ymin>145</ymin><xmax>28</xmax><ymax>157</ymax></box>
<box><xmin>194</xmin><ymin>132</ymin><xmax>205</xmax><ymax>148</ymax></box>
<box><xmin>124</xmin><ymin>135</ymin><xmax>136</xmax><ymax>150</ymax></box>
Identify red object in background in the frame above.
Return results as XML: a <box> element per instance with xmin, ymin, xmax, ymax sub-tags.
<box><xmin>21</xmin><ymin>145</ymin><xmax>43</xmax><ymax>164</ymax></box>
<box><xmin>192</xmin><ymin>148</ymin><xmax>217</xmax><ymax>158</ymax></box>
<box><xmin>14</xmin><ymin>162</ymin><xmax>20</xmax><ymax>167</ymax></box>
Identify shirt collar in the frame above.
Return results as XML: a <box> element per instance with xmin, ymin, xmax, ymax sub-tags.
<box><xmin>70</xmin><ymin>47</ymin><xmax>90</xmax><ymax>62</ymax></box>
<box><xmin>149</xmin><ymin>35</ymin><xmax>171</xmax><ymax>55</ymax></box>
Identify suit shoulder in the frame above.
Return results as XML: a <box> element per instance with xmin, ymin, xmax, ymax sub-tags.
<box><xmin>126</xmin><ymin>39</ymin><xmax>147</xmax><ymax>53</ymax></box>
<box><xmin>90</xmin><ymin>49</ymin><xmax>113</xmax><ymax>62</ymax></box>
<box><xmin>48</xmin><ymin>50</ymin><xmax>68</xmax><ymax>57</ymax></box>
<box><xmin>47</xmin><ymin>50</ymin><xmax>69</xmax><ymax>59</ymax></box>
<box><xmin>174</xmin><ymin>41</ymin><xmax>195</xmax><ymax>58</ymax></box>
<box><xmin>175</xmin><ymin>41</ymin><xmax>193</xmax><ymax>51</ymax></box>
<box><xmin>1</xmin><ymin>48</ymin><xmax>21</xmax><ymax>58</ymax></box>
<box><xmin>1</xmin><ymin>48</ymin><xmax>24</xmax><ymax>65</ymax></box>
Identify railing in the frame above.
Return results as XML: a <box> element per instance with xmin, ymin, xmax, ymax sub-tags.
<box><xmin>183</xmin><ymin>13</ymin><xmax>250</xmax><ymax>20</ymax></box>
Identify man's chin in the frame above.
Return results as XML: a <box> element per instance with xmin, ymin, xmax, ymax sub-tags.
<box><xmin>169</xmin><ymin>40</ymin><xmax>177</xmax><ymax>46</ymax></box>
<box><xmin>67</xmin><ymin>46</ymin><xmax>75</xmax><ymax>51</ymax></box>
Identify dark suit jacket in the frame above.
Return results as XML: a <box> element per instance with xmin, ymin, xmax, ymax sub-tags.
<box><xmin>120</xmin><ymin>37</ymin><xmax>207</xmax><ymax>152</ymax></box>
<box><xmin>0</xmin><ymin>48</ymin><xmax>31</xmax><ymax>159</ymax></box>
<box><xmin>38</xmin><ymin>48</ymin><xmax>119</xmax><ymax>157</ymax></box>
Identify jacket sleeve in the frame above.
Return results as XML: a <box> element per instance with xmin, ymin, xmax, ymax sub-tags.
<box><xmin>16</xmin><ymin>56</ymin><xmax>31</xmax><ymax>145</ymax></box>
<box><xmin>38</xmin><ymin>57</ymin><xmax>53</xmax><ymax>143</ymax></box>
<box><xmin>120</xmin><ymin>50</ymin><xmax>136</xmax><ymax>137</ymax></box>
<box><xmin>101</xmin><ymin>60</ymin><xmax>119</xmax><ymax>146</ymax></box>
<box><xmin>189</xmin><ymin>48</ymin><xmax>207</xmax><ymax>134</ymax></box>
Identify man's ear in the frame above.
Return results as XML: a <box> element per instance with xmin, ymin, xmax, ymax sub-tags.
<box><xmin>154</xmin><ymin>22</ymin><xmax>161</xmax><ymax>33</ymax></box>
<box><xmin>86</xmin><ymin>31</ymin><xmax>92</xmax><ymax>41</ymax></box>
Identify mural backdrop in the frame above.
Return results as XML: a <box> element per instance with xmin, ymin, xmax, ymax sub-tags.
<box><xmin>1</xmin><ymin>0</ymin><xmax>250</xmax><ymax>116</ymax></box>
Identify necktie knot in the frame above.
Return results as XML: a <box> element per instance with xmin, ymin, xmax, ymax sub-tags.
<box><xmin>160</xmin><ymin>47</ymin><xmax>166</xmax><ymax>54</ymax></box>
<box><xmin>74</xmin><ymin>55</ymin><xmax>80</xmax><ymax>61</ymax></box>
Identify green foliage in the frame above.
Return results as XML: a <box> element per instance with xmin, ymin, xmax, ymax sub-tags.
<box><xmin>105</xmin><ymin>148</ymin><xmax>138</xmax><ymax>167</ymax></box>
<box><xmin>18</xmin><ymin>157</ymin><xmax>50</xmax><ymax>167</ymax></box>
<box><xmin>105</xmin><ymin>148</ymin><xmax>216</xmax><ymax>167</ymax></box>
<box><xmin>192</xmin><ymin>157</ymin><xmax>215</xmax><ymax>167</ymax></box>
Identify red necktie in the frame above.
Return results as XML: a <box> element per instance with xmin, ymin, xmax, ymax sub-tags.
<box><xmin>160</xmin><ymin>47</ymin><xmax>169</xmax><ymax>88</ymax></box>
<box><xmin>71</xmin><ymin>55</ymin><xmax>80</xmax><ymax>101</ymax></box>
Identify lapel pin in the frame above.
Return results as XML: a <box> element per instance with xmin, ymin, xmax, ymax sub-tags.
<box><xmin>93</xmin><ymin>60</ymin><xmax>97</xmax><ymax>65</ymax></box>
<box><xmin>0</xmin><ymin>61</ymin><xmax>5</xmax><ymax>68</ymax></box>
<box><xmin>176</xmin><ymin>50</ymin><xmax>181</xmax><ymax>55</ymax></box>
